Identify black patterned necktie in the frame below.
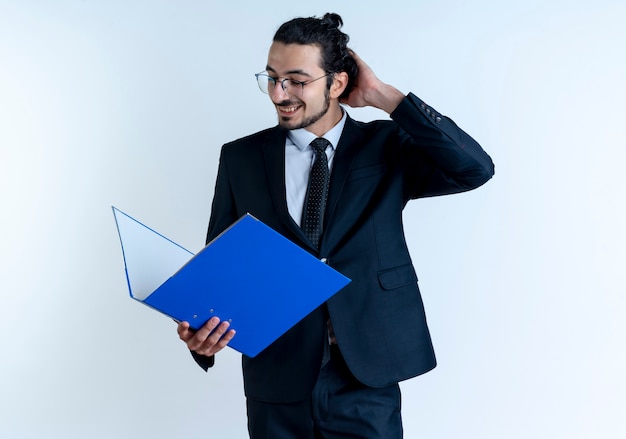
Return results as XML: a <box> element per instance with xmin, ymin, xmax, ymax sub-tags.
<box><xmin>302</xmin><ymin>137</ymin><xmax>330</xmax><ymax>249</ymax></box>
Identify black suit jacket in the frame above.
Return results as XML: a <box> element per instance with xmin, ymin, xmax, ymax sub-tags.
<box><xmin>193</xmin><ymin>93</ymin><xmax>494</xmax><ymax>403</ymax></box>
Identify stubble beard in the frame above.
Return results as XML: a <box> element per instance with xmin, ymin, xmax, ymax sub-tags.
<box><xmin>277</xmin><ymin>90</ymin><xmax>331</xmax><ymax>131</ymax></box>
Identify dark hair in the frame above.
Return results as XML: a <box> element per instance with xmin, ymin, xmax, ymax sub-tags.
<box><xmin>273</xmin><ymin>13</ymin><xmax>357</xmax><ymax>99</ymax></box>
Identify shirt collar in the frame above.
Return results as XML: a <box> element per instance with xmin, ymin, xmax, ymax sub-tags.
<box><xmin>287</xmin><ymin>108</ymin><xmax>347</xmax><ymax>152</ymax></box>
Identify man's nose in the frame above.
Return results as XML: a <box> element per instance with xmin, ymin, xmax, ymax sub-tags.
<box><xmin>270</xmin><ymin>81</ymin><xmax>289</xmax><ymax>100</ymax></box>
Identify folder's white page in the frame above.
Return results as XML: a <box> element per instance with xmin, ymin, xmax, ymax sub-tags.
<box><xmin>112</xmin><ymin>207</ymin><xmax>194</xmax><ymax>301</ymax></box>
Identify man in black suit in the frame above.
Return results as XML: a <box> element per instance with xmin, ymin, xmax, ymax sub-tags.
<box><xmin>177</xmin><ymin>12</ymin><xmax>494</xmax><ymax>438</ymax></box>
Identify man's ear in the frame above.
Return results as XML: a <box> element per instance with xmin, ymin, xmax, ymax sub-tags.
<box><xmin>329</xmin><ymin>72</ymin><xmax>349</xmax><ymax>99</ymax></box>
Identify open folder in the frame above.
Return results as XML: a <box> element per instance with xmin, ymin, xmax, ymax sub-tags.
<box><xmin>112</xmin><ymin>207</ymin><xmax>351</xmax><ymax>357</ymax></box>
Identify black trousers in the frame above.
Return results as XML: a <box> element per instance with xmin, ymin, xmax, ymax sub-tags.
<box><xmin>246</xmin><ymin>345</ymin><xmax>403</xmax><ymax>439</ymax></box>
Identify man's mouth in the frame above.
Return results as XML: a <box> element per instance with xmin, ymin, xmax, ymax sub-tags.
<box><xmin>276</xmin><ymin>102</ymin><xmax>303</xmax><ymax>116</ymax></box>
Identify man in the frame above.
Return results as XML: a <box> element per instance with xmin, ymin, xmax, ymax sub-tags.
<box><xmin>177</xmin><ymin>12</ymin><xmax>494</xmax><ymax>438</ymax></box>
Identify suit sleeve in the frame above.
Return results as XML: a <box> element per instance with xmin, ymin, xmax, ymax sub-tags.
<box><xmin>206</xmin><ymin>145</ymin><xmax>240</xmax><ymax>244</ymax></box>
<box><xmin>390</xmin><ymin>92</ymin><xmax>495</xmax><ymax>198</ymax></box>
<box><xmin>190</xmin><ymin>350</ymin><xmax>215</xmax><ymax>370</ymax></box>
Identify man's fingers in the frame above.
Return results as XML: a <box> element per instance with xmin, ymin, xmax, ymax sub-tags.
<box><xmin>177</xmin><ymin>317</ymin><xmax>235</xmax><ymax>355</ymax></box>
<box><xmin>215</xmin><ymin>328</ymin><xmax>236</xmax><ymax>349</ymax></box>
<box><xmin>193</xmin><ymin>316</ymin><xmax>221</xmax><ymax>340</ymax></box>
<box><xmin>177</xmin><ymin>321</ymin><xmax>194</xmax><ymax>340</ymax></box>
<box><xmin>197</xmin><ymin>328</ymin><xmax>236</xmax><ymax>356</ymax></box>
<box><xmin>182</xmin><ymin>317</ymin><xmax>234</xmax><ymax>355</ymax></box>
<box><xmin>196</xmin><ymin>320</ymin><xmax>231</xmax><ymax>349</ymax></box>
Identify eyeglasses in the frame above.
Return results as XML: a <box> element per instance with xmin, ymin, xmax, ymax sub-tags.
<box><xmin>255</xmin><ymin>72</ymin><xmax>329</xmax><ymax>98</ymax></box>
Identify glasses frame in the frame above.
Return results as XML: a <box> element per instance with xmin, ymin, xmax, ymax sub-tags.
<box><xmin>255</xmin><ymin>72</ymin><xmax>330</xmax><ymax>97</ymax></box>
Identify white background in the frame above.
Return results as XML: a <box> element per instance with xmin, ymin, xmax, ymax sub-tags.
<box><xmin>1</xmin><ymin>1</ymin><xmax>624</xmax><ymax>437</ymax></box>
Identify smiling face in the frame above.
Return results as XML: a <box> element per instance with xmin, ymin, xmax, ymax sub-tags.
<box><xmin>265</xmin><ymin>42</ymin><xmax>347</xmax><ymax>137</ymax></box>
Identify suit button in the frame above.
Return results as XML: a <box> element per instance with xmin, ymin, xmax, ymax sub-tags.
<box><xmin>320</xmin><ymin>257</ymin><xmax>328</xmax><ymax>264</ymax></box>
<box><xmin>435</xmin><ymin>116</ymin><xmax>442</xmax><ymax>124</ymax></box>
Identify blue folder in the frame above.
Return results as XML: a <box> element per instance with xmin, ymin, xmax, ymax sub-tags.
<box><xmin>112</xmin><ymin>207</ymin><xmax>351</xmax><ymax>357</ymax></box>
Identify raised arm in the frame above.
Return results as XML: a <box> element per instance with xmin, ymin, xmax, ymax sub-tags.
<box><xmin>340</xmin><ymin>50</ymin><xmax>405</xmax><ymax>114</ymax></box>
<box><xmin>342</xmin><ymin>50</ymin><xmax>494</xmax><ymax>196</ymax></box>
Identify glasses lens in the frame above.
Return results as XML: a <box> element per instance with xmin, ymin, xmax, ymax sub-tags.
<box><xmin>256</xmin><ymin>73</ymin><xmax>273</xmax><ymax>94</ymax></box>
<box><xmin>282</xmin><ymin>79</ymin><xmax>301</xmax><ymax>97</ymax></box>
<box><xmin>255</xmin><ymin>74</ymin><xmax>304</xmax><ymax>97</ymax></box>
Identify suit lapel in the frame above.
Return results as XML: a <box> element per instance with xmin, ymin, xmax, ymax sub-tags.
<box><xmin>322</xmin><ymin>116</ymin><xmax>364</xmax><ymax>252</ymax></box>
<box><xmin>261</xmin><ymin>128</ymin><xmax>310</xmax><ymax>243</ymax></box>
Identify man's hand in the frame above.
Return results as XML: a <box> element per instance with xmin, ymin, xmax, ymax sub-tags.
<box><xmin>340</xmin><ymin>50</ymin><xmax>405</xmax><ymax>114</ymax></box>
<box><xmin>177</xmin><ymin>317</ymin><xmax>236</xmax><ymax>357</ymax></box>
